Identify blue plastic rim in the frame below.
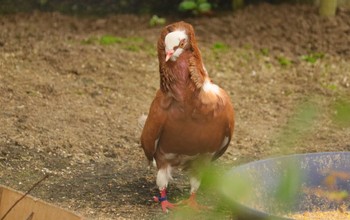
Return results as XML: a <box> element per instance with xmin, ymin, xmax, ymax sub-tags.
<box><xmin>227</xmin><ymin>152</ymin><xmax>350</xmax><ymax>220</ymax></box>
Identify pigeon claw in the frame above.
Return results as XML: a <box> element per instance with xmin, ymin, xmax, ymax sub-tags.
<box><xmin>177</xmin><ymin>193</ymin><xmax>210</xmax><ymax>211</ymax></box>
<box><xmin>161</xmin><ymin>200</ymin><xmax>175</xmax><ymax>213</ymax></box>
<box><xmin>153</xmin><ymin>196</ymin><xmax>176</xmax><ymax>213</ymax></box>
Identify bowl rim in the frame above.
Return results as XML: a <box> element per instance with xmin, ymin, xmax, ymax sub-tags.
<box><xmin>228</xmin><ymin>151</ymin><xmax>350</xmax><ymax>220</ymax></box>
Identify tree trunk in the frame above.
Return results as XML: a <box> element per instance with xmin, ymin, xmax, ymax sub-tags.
<box><xmin>319</xmin><ymin>0</ymin><xmax>337</xmax><ymax>16</ymax></box>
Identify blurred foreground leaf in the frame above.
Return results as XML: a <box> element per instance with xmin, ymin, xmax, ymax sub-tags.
<box><xmin>333</xmin><ymin>99</ymin><xmax>350</xmax><ymax>127</ymax></box>
<box><xmin>274</xmin><ymin>160</ymin><xmax>303</xmax><ymax>213</ymax></box>
<box><xmin>276</xmin><ymin>100</ymin><xmax>319</xmax><ymax>151</ymax></box>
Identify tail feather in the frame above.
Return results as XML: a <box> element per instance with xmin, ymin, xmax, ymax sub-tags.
<box><xmin>138</xmin><ymin>114</ymin><xmax>148</xmax><ymax>129</ymax></box>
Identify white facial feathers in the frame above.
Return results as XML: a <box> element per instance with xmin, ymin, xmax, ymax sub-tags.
<box><xmin>164</xmin><ymin>30</ymin><xmax>187</xmax><ymax>51</ymax></box>
<box><xmin>164</xmin><ymin>30</ymin><xmax>188</xmax><ymax>61</ymax></box>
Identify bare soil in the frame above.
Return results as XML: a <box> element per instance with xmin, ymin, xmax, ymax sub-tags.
<box><xmin>0</xmin><ymin>3</ymin><xmax>349</xmax><ymax>220</ymax></box>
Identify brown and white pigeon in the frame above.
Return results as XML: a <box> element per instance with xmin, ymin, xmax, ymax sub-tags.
<box><xmin>141</xmin><ymin>21</ymin><xmax>234</xmax><ymax>212</ymax></box>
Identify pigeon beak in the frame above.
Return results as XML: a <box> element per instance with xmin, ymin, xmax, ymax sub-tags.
<box><xmin>165</xmin><ymin>50</ymin><xmax>174</xmax><ymax>62</ymax></box>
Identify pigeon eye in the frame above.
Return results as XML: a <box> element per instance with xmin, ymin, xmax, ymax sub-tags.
<box><xmin>179</xmin><ymin>39</ymin><xmax>186</xmax><ymax>48</ymax></box>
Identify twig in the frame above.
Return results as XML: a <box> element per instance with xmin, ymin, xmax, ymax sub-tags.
<box><xmin>0</xmin><ymin>174</ymin><xmax>49</xmax><ymax>220</ymax></box>
<box><xmin>25</xmin><ymin>212</ymin><xmax>34</xmax><ymax>220</ymax></box>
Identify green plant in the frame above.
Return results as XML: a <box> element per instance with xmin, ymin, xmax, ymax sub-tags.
<box><xmin>260</xmin><ymin>48</ymin><xmax>269</xmax><ymax>56</ymax></box>
<box><xmin>178</xmin><ymin>0</ymin><xmax>212</xmax><ymax>15</ymax></box>
<box><xmin>277</xmin><ymin>56</ymin><xmax>292</xmax><ymax>67</ymax></box>
<box><xmin>149</xmin><ymin>15</ymin><xmax>166</xmax><ymax>27</ymax></box>
<box><xmin>38</xmin><ymin>0</ymin><xmax>48</xmax><ymax>6</ymax></box>
<box><xmin>81</xmin><ymin>35</ymin><xmax>147</xmax><ymax>52</ymax></box>
<box><xmin>325</xmin><ymin>84</ymin><xmax>338</xmax><ymax>91</ymax></box>
<box><xmin>301</xmin><ymin>52</ymin><xmax>324</xmax><ymax>63</ymax></box>
<box><xmin>99</xmin><ymin>35</ymin><xmax>124</xmax><ymax>45</ymax></box>
<box><xmin>212</xmin><ymin>42</ymin><xmax>229</xmax><ymax>53</ymax></box>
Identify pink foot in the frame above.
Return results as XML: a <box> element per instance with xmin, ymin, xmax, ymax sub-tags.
<box><xmin>153</xmin><ymin>189</ymin><xmax>176</xmax><ymax>213</ymax></box>
<box><xmin>154</xmin><ymin>196</ymin><xmax>176</xmax><ymax>213</ymax></box>
<box><xmin>178</xmin><ymin>193</ymin><xmax>209</xmax><ymax>211</ymax></box>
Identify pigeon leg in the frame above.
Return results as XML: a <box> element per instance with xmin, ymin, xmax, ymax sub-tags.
<box><xmin>178</xmin><ymin>176</ymin><xmax>209</xmax><ymax>210</ymax></box>
<box><xmin>153</xmin><ymin>166</ymin><xmax>176</xmax><ymax>213</ymax></box>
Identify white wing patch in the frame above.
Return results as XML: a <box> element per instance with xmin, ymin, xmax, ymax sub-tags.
<box><xmin>138</xmin><ymin>114</ymin><xmax>148</xmax><ymax>129</ymax></box>
<box><xmin>203</xmin><ymin>79</ymin><xmax>220</xmax><ymax>94</ymax></box>
<box><xmin>154</xmin><ymin>138</ymin><xmax>159</xmax><ymax>151</ymax></box>
<box><xmin>199</xmin><ymin>79</ymin><xmax>221</xmax><ymax>106</ymax></box>
<box><xmin>152</xmin><ymin>158</ymin><xmax>157</xmax><ymax>168</ymax></box>
<box><xmin>220</xmin><ymin>136</ymin><xmax>229</xmax><ymax>151</ymax></box>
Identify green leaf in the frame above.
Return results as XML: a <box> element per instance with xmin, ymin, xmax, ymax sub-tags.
<box><xmin>197</xmin><ymin>0</ymin><xmax>208</xmax><ymax>4</ymax></box>
<box><xmin>198</xmin><ymin>2</ymin><xmax>211</xmax><ymax>13</ymax></box>
<box><xmin>275</xmin><ymin>100</ymin><xmax>318</xmax><ymax>150</ymax></box>
<box><xmin>274</xmin><ymin>161</ymin><xmax>302</xmax><ymax>212</ymax></box>
<box><xmin>179</xmin><ymin>1</ymin><xmax>197</xmax><ymax>12</ymax></box>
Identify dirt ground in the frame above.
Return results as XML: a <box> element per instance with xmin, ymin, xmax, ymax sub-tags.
<box><xmin>0</xmin><ymin>3</ymin><xmax>349</xmax><ymax>220</ymax></box>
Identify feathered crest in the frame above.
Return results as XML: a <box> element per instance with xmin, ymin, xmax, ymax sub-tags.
<box><xmin>157</xmin><ymin>21</ymin><xmax>207</xmax><ymax>92</ymax></box>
